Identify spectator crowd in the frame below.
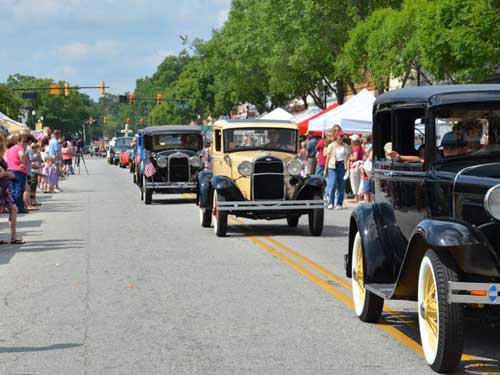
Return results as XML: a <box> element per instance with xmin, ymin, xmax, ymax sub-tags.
<box><xmin>0</xmin><ymin>128</ymin><xmax>79</xmax><ymax>244</ymax></box>
<box><xmin>299</xmin><ymin>125</ymin><xmax>373</xmax><ymax>210</ymax></box>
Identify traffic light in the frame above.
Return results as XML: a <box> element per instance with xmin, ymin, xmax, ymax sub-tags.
<box><xmin>100</xmin><ymin>81</ymin><xmax>105</xmax><ymax>95</ymax></box>
<box><xmin>139</xmin><ymin>117</ymin><xmax>144</xmax><ymax>125</ymax></box>
<box><xmin>49</xmin><ymin>84</ymin><xmax>61</xmax><ymax>95</ymax></box>
<box><xmin>126</xmin><ymin>117</ymin><xmax>130</xmax><ymax>124</ymax></box>
<box><xmin>64</xmin><ymin>82</ymin><xmax>70</xmax><ymax>97</ymax></box>
<box><xmin>103</xmin><ymin>116</ymin><xmax>108</xmax><ymax>124</ymax></box>
<box><xmin>156</xmin><ymin>93</ymin><xmax>162</xmax><ymax>105</ymax></box>
<box><xmin>129</xmin><ymin>92</ymin><xmax>135</xmax><ymax>104</ymax></box>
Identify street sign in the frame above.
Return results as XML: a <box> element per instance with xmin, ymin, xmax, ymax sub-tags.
<box><xmin>35</xmin><ymin>122</ymin><xmax>43</xmax><ymax>130</ymax></box>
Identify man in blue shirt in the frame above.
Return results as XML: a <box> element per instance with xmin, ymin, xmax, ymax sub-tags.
<box><xmin>305</xmin><ymin>132</ymin><xmax>318</xmax><ymax>175</ymax></box>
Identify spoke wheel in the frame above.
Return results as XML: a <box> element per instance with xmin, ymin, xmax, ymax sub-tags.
<box><xmin>351</xmin><ymin>232</ymin><xmax>383</xmax><ymax>322</ymax></box>
<box><xmin>418</xmin><ymin>250</ymin><xmax>463</xmax><ymax>373</ymax></box>
<box><xmin>213</xmin><ymin>192</ymin><xmax>227</xmax><ymax>237</ymax></box>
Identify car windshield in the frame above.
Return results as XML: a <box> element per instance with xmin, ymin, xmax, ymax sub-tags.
<box><xmin>114</xmin><ymin>137</ymin><xmax>133</xmax><ymax>150</ymax></box>
<box><xmin>152</xmin><ymin>134</ymin><xmax>202</xmax><ymax>151</ymax></box>
<box><xmin>434</xmin><ymin>106</ymin><xmax>500</xmax><ymax>161</ymax></box>
<box><xmin>224</xmin><ymin>128</ymin><xmax>297</xmax><ymax>153</ymax></box>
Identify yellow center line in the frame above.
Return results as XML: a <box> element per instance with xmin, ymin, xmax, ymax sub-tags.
<box><xmin>227</xmin><ymin>216</ymin><xmax>497</xmax><ymax>374</ymax></box>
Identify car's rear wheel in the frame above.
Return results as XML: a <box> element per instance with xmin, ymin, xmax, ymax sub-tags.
<box><xmin>213</xmin><ymin>192</ymin><xmax>227</xmax><ymax>237</ymax></box>
<box><xmin>418</xmin><ymin>250</ymin><xmax>463</xmax><ymax>373</ymax></box>
<box><xmin>351</xmin><ymin>232</ymin><xmax>384</xmax><ymax>322</ymax></box>
<box><xmin>286</xmin><ymin>215</ymin><xmax>299</xmax><ymax>227</ymax></box>
<box><xmin>308</xmin><ymin>194</ymin><xmax>324</xmax><ymax>236</ymax></box>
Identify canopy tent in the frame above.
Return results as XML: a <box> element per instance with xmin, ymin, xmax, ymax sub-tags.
<box><xmin>298</xmin><ymin>102</ymin><xmax>339</xmax><ymax>136</ymax></box>
<box><xmin>260</xmin><ymin>108</ymin><xmax>293</xmax><ymax>121</ymax></box>
<box><xmin>290</xmin><ymin>107</ymin><xmax>321</xmax><ymax>125</ymax></box>
<box><xmin>308</xmin><ymin>89</ymin><xmax>375</xmax><ymax>135</ymax></box>
<box><xmin>0</xmin><ymin>112</ymin><xmax>28</xmax><ymax>133</ymax></box>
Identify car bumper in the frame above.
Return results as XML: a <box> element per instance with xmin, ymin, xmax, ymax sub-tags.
<box><xmin>145</xmin><ymin>181</ymin><xmax>197</xmax><ymax>190</ymax></box>
<box><xmin>217</xmin><ymin>199</ymin><xmax>325</xmax><ymax>212</ymax></box>
<box><xmin>448</xmin><ymin>281</ymin><xmax>500</xmax><ymax>304</ymax></box>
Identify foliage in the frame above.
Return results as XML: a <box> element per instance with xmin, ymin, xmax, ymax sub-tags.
<box><xmin>0</xmin><ymin>84</ymin><xmax>23</xmax><ymax>119</ymax></box>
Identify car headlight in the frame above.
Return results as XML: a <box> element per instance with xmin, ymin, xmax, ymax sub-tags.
<box><xmin>190</xmin><ymin>156</ymin><xmax>201</xmax><ymax>168</ymax></box>
<box><xmin>287</xmin><ymin>159</ymin><xmax>302</xmax><ymax>176</ymax></box>
<box><xmin>237</xmin><ymin>161</ymin><xmax>252</xmax><ymax>176</ymax></box>
<box><xmin>484</xmin><ymin>185</ymin><xmax>500</xmax><ymax>220</ymax></box>
<box><xmin>156</xmin><ymin>157</ymin><xmax>168</xmax><ymax>168</ymax></box>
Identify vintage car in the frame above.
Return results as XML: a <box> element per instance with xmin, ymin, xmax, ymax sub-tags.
<box><xmin>109</xmin><ymin>136</ymin><xmax>133</xmax><ymax>166</ymax></box>
<box><xmin>132</xmin><ymin>129</ymin><xmax>144</xmax><ymax>184</ymax></box>
<box><xmin>197</xmin><ymin>119</ymin><xmax>325</xmax><ymax>237</ymax></box>
<box><xmin>345</xmin><ymin>84</ymin><xmax>500</xmax><ymax>373</ymax></box>
<box><xmin>140</xmin><ymin>125</ymin><xmax>203</xmax><ymax>204</ymax></box>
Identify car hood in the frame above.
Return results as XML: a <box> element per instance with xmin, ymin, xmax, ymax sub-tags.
<box><xmin>225</xmin><ymin>150</ymin><xmax>295</xmax><ymax>167</ymax></box>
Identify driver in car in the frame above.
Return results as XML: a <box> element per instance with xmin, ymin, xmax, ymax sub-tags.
<box><xmin>265</xmin><ymin>130</ymin><xmax>293</xmax><ymax>151</ymax></box>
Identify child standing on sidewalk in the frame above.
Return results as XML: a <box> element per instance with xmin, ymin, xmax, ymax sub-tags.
<box><xmin>46</xmin><ymin>156</ymin><xmax>58</xmax><ymax>193</ymax></box>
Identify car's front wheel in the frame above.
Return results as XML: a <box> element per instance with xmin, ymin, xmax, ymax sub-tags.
<box><xmin>351</xmin><ymin>232</ymin><xmax>384</xmax><ymax>322</ymax></box>
<box><xmin>199</xmin><ymin>194</ymin><xmax>212</xmax><ymax>228</ymax></box>
<box><xmin>213</xmin><ymin>192</ymin><xmax>227</xmax><ymax>237</ymax></box>
<box><xmin>418</xmin><ymin>250</ymin><xmax>463</xmax><ymax>373</ymax></box>
<box><xmin>308</xmin><ymin>194</ymin><xmax>324</xmax><ymax>236</ymax></box>
<box><xmin>144</xmin><ymin>187</ymin><xmax>152</xmax><ymax>205</ymax></box>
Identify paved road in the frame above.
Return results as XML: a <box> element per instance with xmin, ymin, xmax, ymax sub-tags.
<box><xmin>0</xmin><ymin>158</ymin><xmax>498</xmax><ymax>374</ymax></box>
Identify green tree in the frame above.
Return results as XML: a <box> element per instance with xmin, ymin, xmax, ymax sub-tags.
<box><xmin>0</xmin><ymin>84</ymin><xmax>23</xmax><ymax>118</ymax></box>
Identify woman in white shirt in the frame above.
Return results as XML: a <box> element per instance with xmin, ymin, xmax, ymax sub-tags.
<box><xmin>323</xmin><ymin>134</ymin><xmax>350</xmax><ymax>209</ymax></box>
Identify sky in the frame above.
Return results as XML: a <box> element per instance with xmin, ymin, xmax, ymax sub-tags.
<box><xmin>0</xmin><ymin>0</ymin><xmax>231</xmax><ymax>99</ymax></box>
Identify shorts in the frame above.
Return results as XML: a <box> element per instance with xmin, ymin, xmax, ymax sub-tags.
<box><xmin>63</xmin><ymin>159</ymin><xmax>72</xmax><ymax>166</ymax></box>
<box><xmin>360</xmin><ymin>178</ymin><xmax>372</xmax><ymax>194</ymax></box>
<box><xmin>30</xmin><ymin>173</ymin><xmax>39</xmax><ymax>196</ymax></box>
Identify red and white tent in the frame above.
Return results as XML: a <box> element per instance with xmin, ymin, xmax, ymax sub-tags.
<box><xmin>297</xmin><ymin>102</ymin><xmax>339</xmax><ymax>136</ymax></box>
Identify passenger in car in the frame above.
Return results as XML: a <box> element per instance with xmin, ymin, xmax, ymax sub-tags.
<box><xmin>387</xmin><ymin>145</ymin><xmax>425</xmax><ymax>163</ymax></box>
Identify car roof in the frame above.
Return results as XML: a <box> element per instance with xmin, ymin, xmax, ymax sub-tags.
<box><xmin>213</xmin><ymin>119</ymin><xmax>298</xmax><ymax>130</ymax></box>
<box><xmin>142</xmin><ymin>125</ymin><xmax>202</xmax><ymax>135</ymax></box>
<box><xmin>375</xmin><ymin>84</ymin><xmax>500</xmax><ymax>108</ymax></box>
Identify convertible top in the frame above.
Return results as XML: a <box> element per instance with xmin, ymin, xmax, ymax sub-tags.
<box><xmin>375</xmin><ymin>84</ymin><xmax>500</xmax><ymax>109</ymax></box>
<box><xmin>142</xmin><ymin>125</ymin><xmax>202</xmax><ymax>136</ymax></box>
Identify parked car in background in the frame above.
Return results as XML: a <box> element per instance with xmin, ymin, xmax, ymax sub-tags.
<box><xmin>345</xmin><ymin>84</ymin><xmax>500</xmax><ymax>373</ymax></box>
<box><xmin>197</xmin><ymin>119</ymin><xmax>325</xmax><ymax>237</ymax></box>
<box><xmin>140</xmin><ymin>125</ymin><xmax>203</xmax><ymax>204</ymax></box>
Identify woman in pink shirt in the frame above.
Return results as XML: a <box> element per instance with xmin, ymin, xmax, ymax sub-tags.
<box><xmin>6</xmin><ymin>134</ymin><xmax>28</xmax><ymax>213</ymax></box>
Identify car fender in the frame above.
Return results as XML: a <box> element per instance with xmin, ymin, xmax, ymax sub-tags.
<box><xmin>392</xmin><ymin>220</ymin><xmax>500</xmax><ymax>299</ymax></box>
<box><xmin>346</xmin><ymin>203</ymin><xmax>406</xmax><ymax>284</ymax></box>
<box><xmin>294</xmin><ymin>175</ymin><xmax>325</xmax><ymax>200</ymax></box>
<box><xmin>210</xmin><ymin>175</ymin><xmax>245</xmax><ymax>202</ymax></box>
<box><xmin>197</xmin><ymin>170</ymin><xmax>213</xmax><ymax>208</ymax></box>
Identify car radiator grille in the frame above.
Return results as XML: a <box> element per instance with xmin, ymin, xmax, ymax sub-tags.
<box><xmin>169</xmin><ymin>157</ymin><xmax>189</xmax><ymax>182</ymax></box>
<box><xmin>253</xmin><ymin>157</ymin><xmax>284</xmax><ymax>200</ymax></box>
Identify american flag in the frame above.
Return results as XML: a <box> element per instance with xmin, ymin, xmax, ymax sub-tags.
<box><xmin>144</xmin><ymin>162</ymin><xmax>156</xmax><ymax>178</ymax></box>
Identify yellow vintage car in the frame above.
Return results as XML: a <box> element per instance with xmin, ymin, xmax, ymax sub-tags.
<box><xmin>196</xmin><ymin>119</ymin><xmax>325</xmax><ymax>237</ymax></box>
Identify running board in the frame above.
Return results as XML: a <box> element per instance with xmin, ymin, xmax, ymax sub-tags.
<box><xmin>365</xmin><ymin>283</ymin><xmax>395</xmax><ymax>300</ymax></box>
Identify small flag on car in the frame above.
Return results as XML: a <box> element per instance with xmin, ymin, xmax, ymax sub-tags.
<box><xmin>144</xmin><ymin>162</ymin><xmax>156</xmax><ymax>177</ymax></box>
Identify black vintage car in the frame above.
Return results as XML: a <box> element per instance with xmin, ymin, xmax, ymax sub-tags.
<box><xmin>345</xmin><ymin>84</ymin><xmax>500</xmax><ymax>373</ymax></box>
<box><xmin>140</xmin><ymin>125</ymin><xmax>203</xmax><ymax>204</ymax></box>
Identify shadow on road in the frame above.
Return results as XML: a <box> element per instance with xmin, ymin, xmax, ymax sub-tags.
<box><xmin>379</xmin><ymin>309</ymin><xmax>500</xmax><ymax>373</ymax></box>
<box><xmin>0</xmin><ymin>343</ymin><xmax>82</xmax><ymax>353</ymax></box>
<box><xmin>151</xmin><ymin>198</ymin><xmax>197</xmax><ymax>205</ymax></box>
<box><xmin>228</xmin><ymin>223</ymin><xmax>349</xmax><ymax>238</ymax></box>
<box><xmin>0</xmin><ymin>239</ymin><xmax>85</xmax><ymax>265</ymax></box>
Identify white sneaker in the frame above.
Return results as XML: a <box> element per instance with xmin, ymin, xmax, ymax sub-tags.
<box><xmin>335</xmin><ymin>206</ymin><xmax>344</xmax><ymax>210</ymax></box>
<box><xmin>327</xmin><ymin>204</ymin><xmax>333</xmax><ymax>209</ymax></box>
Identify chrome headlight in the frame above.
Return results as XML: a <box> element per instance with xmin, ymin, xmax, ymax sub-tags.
<box><xmin>190</xmin><ymin>156</ymin><xmax>201</xmax><ymax>168</ymax></box>
<box><xmin>237</xmin><ymin>161</ymin><xmax>252</xmax><ymax>176</ymax></box>
<box><xmin>287</xmin><ymin>159</ymin><xmax>302</xmax><ymax>176</ymax></box>
<box><xmin>156</xmin><ymin>157</ymin><xmax>168</xmax><ymax>168</ymax></box>
<box><xmin>484</xmin><ymin>185</ymin><xmax>500</xmax><ymax>220</ymax></box>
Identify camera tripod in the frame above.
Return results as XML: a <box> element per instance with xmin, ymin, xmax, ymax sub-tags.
<box><xmin>75</xmin><ymin>151</ymin><xmax>88</xmax><ymax>175</ymax></box>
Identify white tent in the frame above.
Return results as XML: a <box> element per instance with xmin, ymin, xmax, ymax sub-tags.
<box><xmin>290</xmin><ymin>107</ymin><xmax>321</xmax><ymax>124</ymax></box>
<box><xmin>0</xmin><ymin>112</ymin><xmax>28</xmax><ymax>133</ymax></box>
<box><xmin>308</xmin><ymin>89</ymin><xmax>375</xmax><ymax>134</ymax></box>
<box><xmin>260</xmin><ymin>108</ymin><xmax>293</xmax><ymax>121</ymax></box>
